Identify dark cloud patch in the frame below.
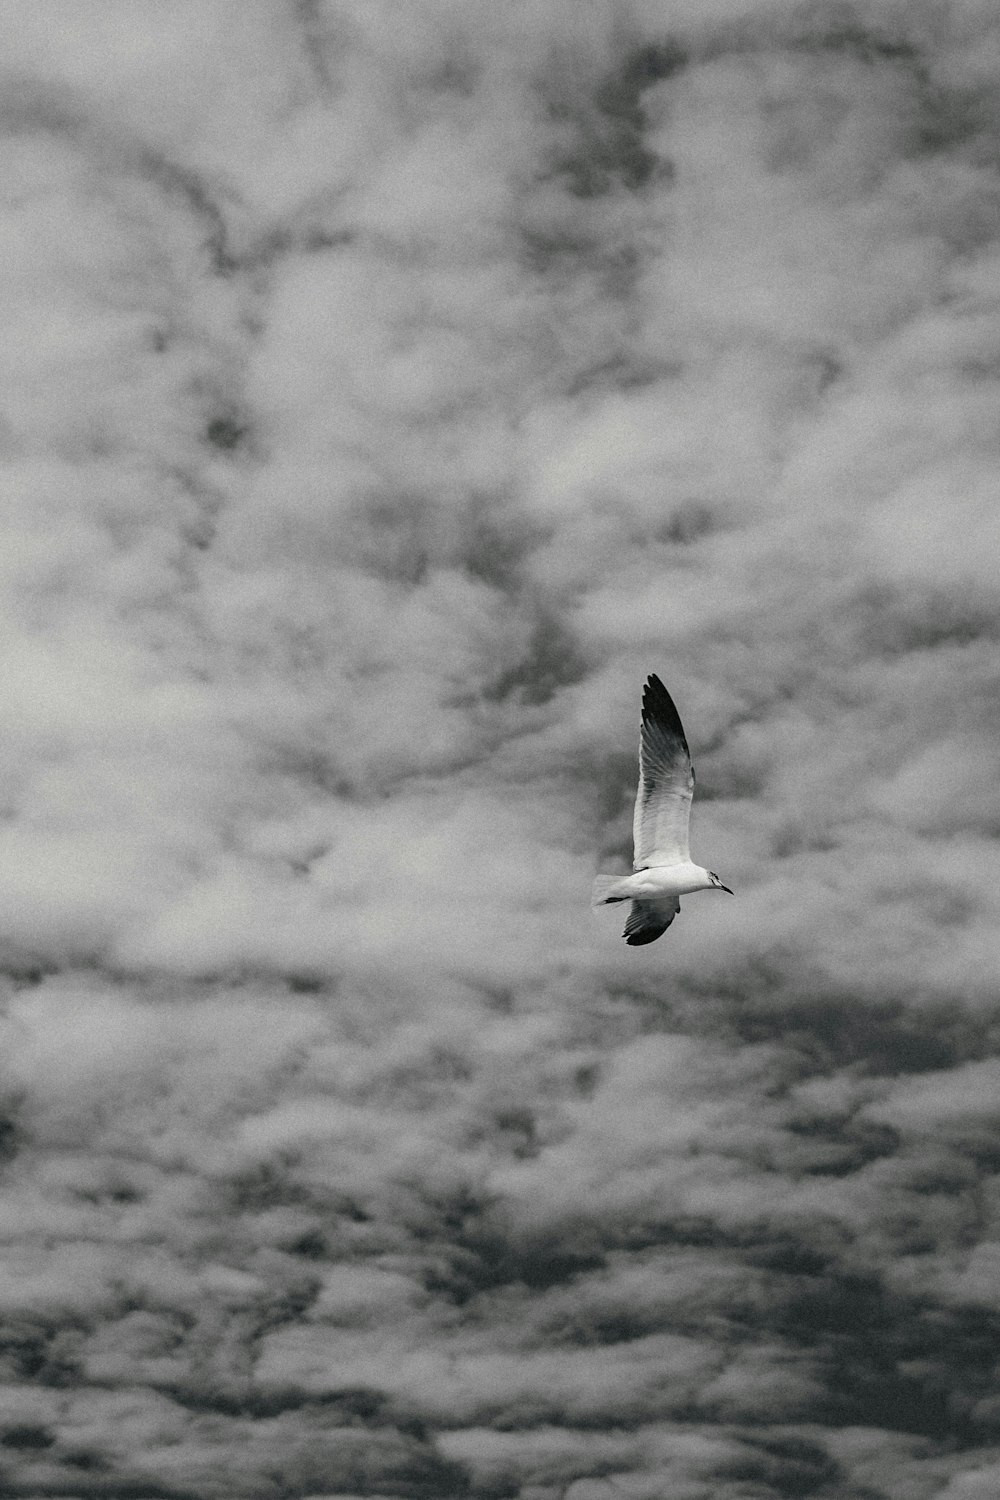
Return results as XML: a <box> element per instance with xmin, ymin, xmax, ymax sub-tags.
<box><xmin>544</xmin><ymin>40</ymin><xmax>686</xmax><ymax>199</ymax></box>
<box><xmin>460</xmin><ymin>506</ymin><xmax>539</xmax><ymax>594</ymax></box>
<box><xmin>854</xmin><ymin>582</ymin><xmax>1000</xmax><ymax>659</ymax></box>
<box><xmin>0</xmin><ymin>1319</ymin><xmax>85</xmax><ymax>1387</ymax></box>
<box><xmin>485</xmin><ymin>611</ymin><xmax>589</xmax><ymax>706</ymax></box>
<box><xmin>719</xmin><ymin>987</ymin><xmax>987</xmax><ymax>1076</ymax></box>
<box><xmin>789</xmin><ymin>11</ymin><xmax>923</xmax><ymax>69</ymax></box>
<box><xmin>204</xmin><ymin>409</ymin><xmax>251</xmax><ymax>454</ymax></box>
<box><xmin>1</xmin><ymin>1423</ymin><xmax>55</xmax><ymax>1449</ymax></box>
<box><xmin>0</xmin><ymin>1110</ymin><xmax>22</xmax><ymax>1166</ymax></box>
<box><xmin>711</xmin><ymin>1432</ymin><xmax>843</xmax><ymax>1497</ymax></box>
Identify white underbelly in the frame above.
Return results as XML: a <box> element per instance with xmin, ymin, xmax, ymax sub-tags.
<box><xmin>630</xmin><ymin>864</ymin><xmax>704</xmax><ymax>898</ymax></box>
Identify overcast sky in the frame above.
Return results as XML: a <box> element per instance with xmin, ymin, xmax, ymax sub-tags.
<box><xmin>0</xmin><ymin>1</ymin><xmax>998</xmax><ymax>1496</ymax></box>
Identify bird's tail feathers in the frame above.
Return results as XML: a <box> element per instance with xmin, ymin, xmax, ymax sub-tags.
<box><xmin>591</xmin><ymin>873</ymin><xmax>631</xmax><ymax>908</ymax></box>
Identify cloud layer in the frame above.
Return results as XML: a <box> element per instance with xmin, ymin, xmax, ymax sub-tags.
<box><xmin>0</xmin><ymin>1</ymin><xmax>999</xmax><ymax>1495</ymax></box>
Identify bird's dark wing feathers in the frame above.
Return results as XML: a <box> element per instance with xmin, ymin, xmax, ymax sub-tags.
<box><xmin>642</xmin><ymin>674</ymin><xmax>690</xmax><ymax>759</ymax></box>
<box><xmin>623</xmin><ymin>896</ymin><xmax>680</xmax><ymax>946</ymax></box>
<box><xmin>633</xmin><ymin>673</ymin><xmax>695</xmax><ymax>869</ymax></box>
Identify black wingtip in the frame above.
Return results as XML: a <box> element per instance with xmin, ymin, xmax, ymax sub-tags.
<box><xmin>625</xmin><ymin>927</ymin><xmax>665</xmax><ymax>946</ymax></box>
<box><xmin>641</xmin><ymin>673</ymin><xmax>689</xmax><ymax>751</ymax></box>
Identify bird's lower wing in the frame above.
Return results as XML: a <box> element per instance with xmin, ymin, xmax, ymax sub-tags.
<box><xmin>623</xmin><ymin>896</ymin><xmax>680</xmax><ymax>946</ymax></box>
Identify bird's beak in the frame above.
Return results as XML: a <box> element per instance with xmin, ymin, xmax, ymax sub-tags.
<box><xmin>720</xmin><ymin>884</ymin><xmax>734</xmax><ymax>895</ymax></box>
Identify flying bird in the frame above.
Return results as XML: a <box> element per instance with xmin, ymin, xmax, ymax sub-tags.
<box><xmin>592</xmin><ymin>673</ymin><xmax>733</xmax><ymax>945</ymax></box>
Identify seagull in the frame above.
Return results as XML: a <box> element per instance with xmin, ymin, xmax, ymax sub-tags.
<box><xmin>592</xmin><ymin>673</ymin><xmax>733</xmax><ymax>945</ymax></box>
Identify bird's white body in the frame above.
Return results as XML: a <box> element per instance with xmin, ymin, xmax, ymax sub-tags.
<box><xmin>595</xmin><ymin>862</ymin><xmax>717</xmax><ymax>902</ymax></box>
<box><xmin>592</xmin><ymin>674</ymin><xmax>733</xmax><ymax>945</ymax></box>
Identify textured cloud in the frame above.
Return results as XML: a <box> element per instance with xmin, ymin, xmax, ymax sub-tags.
<box><xmin>0</xmin><ymin>1</ymin><xmax>998</xmax><ymax>1496</ymax></box>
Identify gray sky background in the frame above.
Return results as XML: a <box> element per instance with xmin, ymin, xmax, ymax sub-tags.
<box><xmin>0</xmin><ymin>2</ymin><xmax>999</xmax><ymax>1496</ymax></box>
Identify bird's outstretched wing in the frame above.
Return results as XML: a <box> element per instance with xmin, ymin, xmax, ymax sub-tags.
<box><xmin>633</xmin><ymin>674</ymin><xmax>694</xmax><ymax>869</ymax></box>
<box><xmin>623</xmin><ymin>896</ymin><xmax>680</xmax><ymax>946</ymax></box>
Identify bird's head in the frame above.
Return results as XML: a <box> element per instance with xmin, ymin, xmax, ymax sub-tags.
<box><xmin>708</xmin><ymin>871</ymin><xmax>734</xmax><ymax>895</ymax></box>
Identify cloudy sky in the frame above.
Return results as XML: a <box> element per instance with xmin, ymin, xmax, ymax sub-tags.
<box><xmin>0</xmin><ymin>1</ymin><xmax>999</xmax><ymax>1495</ymax></box>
